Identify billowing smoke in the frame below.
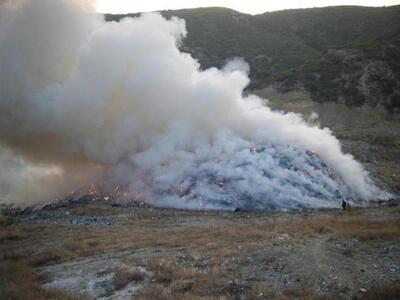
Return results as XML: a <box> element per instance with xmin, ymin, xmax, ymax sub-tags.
<box><xmin>0</xmin><ymin>0</ymin><xmax>388</xmax><ymax>209</ymax></box>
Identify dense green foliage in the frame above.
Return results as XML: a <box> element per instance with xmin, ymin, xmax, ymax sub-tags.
<box><xmin>106</xmin><ymin>5</ymin><xmax>400</xmax><ymax>112</ymax></box>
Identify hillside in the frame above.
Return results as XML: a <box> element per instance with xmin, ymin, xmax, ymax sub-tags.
<box><xmin>106</xmin><ymin>5</ymin><xmax>400</xmax><ymax>113</ymax></box>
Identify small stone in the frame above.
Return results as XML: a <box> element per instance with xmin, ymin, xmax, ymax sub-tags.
<box><xmin>360</xmin><ymin>288</ymin><xmax>367</xmax><ymax>293</ymax></box>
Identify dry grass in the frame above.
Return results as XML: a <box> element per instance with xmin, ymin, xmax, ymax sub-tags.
<box><xmin>27</xmin><ymin>252</ymin><xmax>62</xmax><ymax>267</ymax></box>
<box><xmin>1</xmin><ymin>206</ymin><xmax>399</xmax><ymax>299</ymax></box>
<box><xmin>360</xmin><ymin>285</ymin><xmax>400</xmax><ymax>300</ymax></box>
<box><xmin>135</xmin><ymin>283</ymin><xmax>231</xmax><ymax>300</ymax></box>
<box><xmin>1</xmin><ymin>209</ymin><xmax>398</xmax><ymax>263</ymax></box>
<box><xmin>300</xmin><ymin>214</ymin><xmax>400</xmax><ymax>241</ymax></box>
<box><xmin>132</xmin><ymin>209</ymin><xmax>399</xmax><ymax>299</ymax></box>
<box><xmin>0</xmin><ymin>260</ymin><xmax>88</xmax><ymax>300</ymax></box>
<box><xmin>0</xmin><ymin>226</ymin><xmax>27</xmax><ymax>243</ymax></box>
<box><xmin>3</xmin><ymin>208</ymin><xmax>396</xmax><ymax>263</ymax></box>
<box><xmin>69</xmin><ymin>205</ymin><xmax>125</xmax><ymax>216</ymax></box>
<box><xmin>112</xmin><ymin>267</ymin><xmax>145</xmax><ymax>290</ymax></box>
<box><xmin>244</xmin><ymin>282</ymin><xmax>276</xmax><ymax>300</ymax></box>
<box><xmin>279</xmin><ymin>289</ymin><xmax>337</xmax><ymax>300</ymax></box>
<box><xmin>135</xmin><ymin>284</ymin><xmax>173</xmax><ymax>300</ymax></box>
<box><xmin>140</xmin><ymin>255</ymin><xmax>237</xmax><ymax>299</ymax></box>
<box><xmin>0</xmin><ymin>224</ymin><xmax>86</xmax><ymax>299</ymax></box>
<box><xmin>131</xmin><ymin>213</ymin><xmax>399</xmax><ymax>253</ymax></box>
<box><xmin>0</xmin><ymin>216</ymin><xmax>13</xmax><ymax>227</ymax></box>
<box><xmin>148</xmin><ymin>257</ymin><xmax>195</xmax><ymax>284</ymax></box>
<box><xmin>244</xmin><ymin>283</ymin><xmax>343</xmax><ymax>300</ymax></box>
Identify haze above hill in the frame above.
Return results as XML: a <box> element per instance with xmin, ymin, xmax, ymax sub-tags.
<box><xmin>107</xmin><ymin>5</ymin><xmax>400</xmax><ymax>113</ymax></box>
<box><xmin>97</xmin><ymin>1</ymin><xmax>400</xmax><ymax>15</ymax></box>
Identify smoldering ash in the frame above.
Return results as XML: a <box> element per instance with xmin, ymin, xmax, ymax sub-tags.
<box><xmin>0</xmin><ymin>0</ymin><xmax>388</xmax><ymax>210</ymax></box>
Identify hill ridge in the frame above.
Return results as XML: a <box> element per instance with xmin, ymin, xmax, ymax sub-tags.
<box><xmin>106</xmin><ymin>5</ymin><xmax>400</xmax><ymax>112</ymax></box>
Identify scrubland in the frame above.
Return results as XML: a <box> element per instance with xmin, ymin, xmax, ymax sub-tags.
<box><xmin>1</xmin><ymin>205</ymin><xmax>399</xmax><ymax>299</ymax></box>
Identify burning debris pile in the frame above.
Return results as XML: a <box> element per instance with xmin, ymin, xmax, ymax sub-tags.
<box><xmin>157</xmin><ymin>146</ymin><xmax>354</xmax><ymax>210</ymax></box>
<box><xmin>55</xmin><ymin>140</ymin><xmax>357</xmax><ymax>212</ymax></box>
<box><xmin>0</xmin><ymin>0</ymin><xmax>389</xmax><ymax>210</ymax></box>
<box><xmin>144</xmin><ymin>144</ymin><xmax>356</xmax><ymax>211</ymax></box>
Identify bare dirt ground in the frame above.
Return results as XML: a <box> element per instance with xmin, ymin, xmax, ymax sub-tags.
<box><xmin>1</xmin><ymin>204</ymin><xmax>399</xmax><ymax>299</ymax></box>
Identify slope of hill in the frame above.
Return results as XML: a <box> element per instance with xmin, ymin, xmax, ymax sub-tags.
<box><xmin>106</xmin><ymin>5</ymin><xmax>400</xmax><ymax>112</ymax></box>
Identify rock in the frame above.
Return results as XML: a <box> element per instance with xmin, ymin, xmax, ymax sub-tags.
<box><xmin>360</xmin><ymin>288</ymin><xmax>367</xmax><ymax>293</ymax></box>
<box><xmin>277</xmin><ymin>234</ymin><xmax>290</xmax><ymax>240</ymax></box>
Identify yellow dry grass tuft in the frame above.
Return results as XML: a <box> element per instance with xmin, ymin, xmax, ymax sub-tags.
<box><xmin>0</xmin><ymin>260</ymin><xmax>88</xmax><ymax>300</ymax></box>
<box><xmin>112</xmin><ymin>267</ymin><xmax>145</xmax><ymax>290</ymax></box>
<box><xmin>148</xmin><ymin>257</ymin><xmax>195</xmax><ymax>284</ymax></box>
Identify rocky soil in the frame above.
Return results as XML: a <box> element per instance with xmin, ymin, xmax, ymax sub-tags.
<box><xmin>1</xmin><ymin>204</ymin><xmax>399</xmax><ymax>299</ymax></box>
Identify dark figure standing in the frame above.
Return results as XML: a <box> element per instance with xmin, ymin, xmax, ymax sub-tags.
<box><xmin>342</xmin><ymin>200</ymin><xmax>347</xmax><ymax>211</ymax></box>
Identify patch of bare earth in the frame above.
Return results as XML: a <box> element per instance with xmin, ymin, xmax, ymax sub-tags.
<box><xmin>1</xmin><ymin>205</ymin><xmax>399</xmax><ymax>299</ymax></box>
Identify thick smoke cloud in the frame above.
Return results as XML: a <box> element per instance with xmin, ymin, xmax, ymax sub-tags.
<box><xmin>0</xmin><ymin>0</ymin><xmax>388</xmax><ymax>208</ymax></box>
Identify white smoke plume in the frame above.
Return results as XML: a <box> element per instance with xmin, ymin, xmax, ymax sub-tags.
<box><xmin>0</xmin><ymin>0</ymin><xmax>388</xmax><ymax>209</ymax></box>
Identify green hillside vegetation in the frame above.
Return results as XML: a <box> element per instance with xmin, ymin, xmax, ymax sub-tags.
<box><xmin>106</xmin><ymin>5</ymin><xmax>400</xmax><ymax>113</ymax></box>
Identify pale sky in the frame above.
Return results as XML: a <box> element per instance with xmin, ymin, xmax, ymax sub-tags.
<box><xmin>96</xmin><ymin>0</ymin><xmax>400</xmax><ymax>15</ymax></box>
